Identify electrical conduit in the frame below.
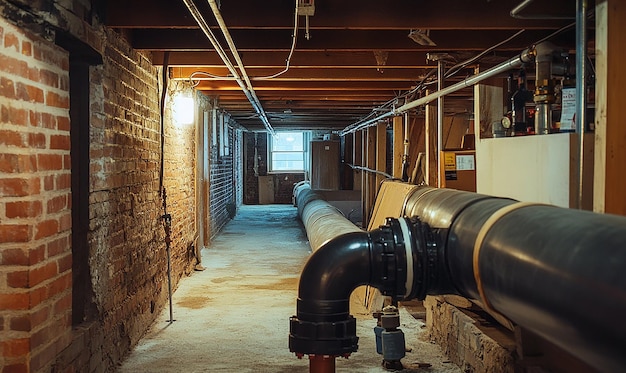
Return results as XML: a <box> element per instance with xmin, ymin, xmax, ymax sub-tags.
<box><xmin>181</xmin><ymin>0</ymin><xmax>275</xmax><ymax>135</ymax></box>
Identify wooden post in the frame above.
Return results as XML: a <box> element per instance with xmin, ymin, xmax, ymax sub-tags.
<box><xmin>392</xmin><ymin>115</ymin><xmax>405</xmax><ymax>178</ymax></box>
<box><xmin>376</xmin><ymin>121</ymin><xmax>387</xmax><ymax>187</ymax></box>
<box><xmin>425</xmin><ymin>100</ymin><xmax>438</xmax><ymax>186</ymax></box>
<box><xmin>365</xmin><ymin>126</ymin><xmax>377</xmax><ymax>225</ymax></box>
<box><xmin>361</xmin><ymin>130</ymin><xmax>368</xmax><ymax>224</ymax></box>
<box><xmin>594</xmin><ymin>0</ymin><xmax>626</xmax><ymax>215</ymax></box>
<box><xmin>352</xmin><ymin>131</ymin><xmax>362</xmax><ymax>191</ymax></box>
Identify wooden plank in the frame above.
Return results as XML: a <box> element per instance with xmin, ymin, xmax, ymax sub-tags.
<box><xmin>392</xmin><ymin>116</ymin><xmax>405</xmax><ymax>178</ymax></box>
<box><xmin>425</xmin><ymin>101</ymin><xmax>438</xmax><ymax>186</ymax></box>
<box><xmin>365</xmin><ymin>127</ymin><xmax>377</xmax><ymax>225</ymax></box>
<box><xmin>376</xmin><ymin>122</ymin><xmax>387</xmax><ymax>187</ymax></box>
<box><xmin>595</xmin><ymin>0</ymin><xmax>626</xmax><ymax>215</ymax></box>
<box><xmin>353</xmin><ymin>131</ymin><xmax>363</xmax><ymax>191</ymax></box>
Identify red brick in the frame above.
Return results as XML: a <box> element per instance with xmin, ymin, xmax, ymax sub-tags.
<box><xmin>30</xmin><ymin>323</ymin><xmax>49</xmax><ymax>350</ymax></box>
<box><xmin>4</xmin><ymin>32</ymin><xmax>19</xmax><ymax>51</ymax></box>
<box><xmin>27</xmin><ymin>66</ymin><xmax>39</xmax><ymax>82</ymax></box>
<box><xmin>49</xmin><ymin>271</ymin><xmax>71</xmax><ymax>298</ymax></box>
<box><xmin>38</xmin><ymin>112</ymin><xmax>55</xmax><ymax>129</ymax></box>
<box><xmin>37</xmin><ymin>153</ymin><xmax>63</xmax><ymax>171</ymax></box>
<box><xmin>46</xmin><ymin>194</ymin><xmax>66</xmax><ymax>213</ymax></box>
<box><xmin>15</xmin><ymin>82</ymin><xmax>44</xmax><ymax>103</ymax></box>
<box><xmin>2</xmin><ymin>363</ymin><xmax>29</xmax><ymax>373</ymax></box>
<box><xmin>2</xmin><ymin>338</ymin><xmax>30</xmax><ymax>358</ymax></box>
<box><xmin>0</xmin><ymin>130</ymin><xmax>24</xmax><ymax>147</ymax></box>
<box><xmin>21</xmin><ymin>40</ymin><xmax>32</xmax><ymax>56</ymax></box>
<box><xmin>28</xmin><ymin>132</ymin><xmax>46</xmax><ymax>148</ymax></box>
<box><xmin>29</xmin><ymin>244</ymin><xmax>46</xmax><ymax>265</ymax></box>
<box><xmin>0</xmin><ymin>178</ymin><xmax>40</xmax><ymax>197</ymax></box>
<box><xmin>0</xmin><ymin>293</ymin><xmax>29</xmax><ymax>310</ymax></box>
<box><xmin>30</xmin><ymin>306</ymin><xmax>50</xmax><ymax>330</ymax></box>
<box><xmin>63</xmin><ymin>154</ymin><xmax>70</xmax><ymax>170</ymax></box>
<box><xmin>43</xmin><ymin>175</ymin><xmax>54</xmax><ymax>191</ymax></box>
<box><xmin>53</xmin><ymin>292</ymin><xmax>72</xmax><ymax>315</ymax></box>
<box><xmin>34</xmin><ymin>219</ymin><xmax>59</xmax><ymax>239</ymax></box>
<box><xmin>0</xmin><ymin>315</ymin><xmax>3</xmax><ymax>331</ymax></box>
<box><xmin>29</xmin><ymin>261</ymin><xmax>58</xmax><ymax>287</ymax></box>
<box><xmin>7</xmin><ymin>106</ymin><xmax>28</xmax><ymax>126</ymax></box>
<box><xmin>57</xmin><ymin>253</ymin><xmax>71</xmax><ymax>273</ymax></box>
<box><xmin>39</xmin><ymin>69</ymin><xmax>58</xmax><ymax>88</ymax></box>
<box><xmin>59</xmin><ymin>213</ymin><xmax>71</xmax><ymax>231</ymax></box>
<box><xmin>5</xmin><ymin>200</ymin><xmax>42</xmax><ymax>218</ymax></box>
<box><xmin>47</xmin><ymin>235</ymin><xmax>68</xmax><ymax>257</ymax></box>
<box><xmin>29</xmin><ymin>110</ymin><xmax>40</xmax><ymax>127</ymax></box>
<box><xmin>0</xmin><ymin>225</ymin><xmax>31</xmax><ymax>243</ymax></box>
<box><xmin>0</xmin><ymin>154</ymin><xmax>36</xmax><ymax>173</ymax></box>
<box><xmin>45</xmin><ymin>91</ymin><xmax>69</xmax><ymax>109</ymax></box>
<box><xmin>29</xmin><ymin>285</ymin><xmax>49</xmax><ymax>309</ymax></box>
<box><xmin>56</xmin><ymin>116</ymin><xmax>69</xmax><ymax>131</ymax></box>
<box><xmin>7</xmin><ymin>270</ymin><xmax>28</xmax><ymax>288</ymax></box>
<box><xmin>1</xmin><ymin>248</ymin><xmax>28</xmax><ymax>265</ymax></box>
<box><xmin>50</xmin><ymin>134</ymin><xmax>70</xmax><ymax>150</ymax></box>
<box><xmin>9</xmin><ymin>315</ymin><xmax>31</xmax><ymax>332</ymax></box>
<box><xmin>0</xmin><ymin>77</ymin><xmax>15</xmax><ymax>99</ymax></box>
<box><xmin>0</xmin><ymin>54</ymin><xmax>28</xmax><ymax>77</ymax></box>
<box><xmin>30</xmin><ymin>338</ymin><xmax>58</xmax><ymax>372</ymax></box>
<box><xmin>56</xmin><ymin>173</ymin><xmax>71</xmax><ymax>189</ymax></box>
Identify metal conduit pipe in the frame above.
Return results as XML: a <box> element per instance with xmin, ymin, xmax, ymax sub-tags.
<box><xmin>339</xmin><ymin>47</ymin><xmax>535</xmax><ymax>136</ymax></box>
<box><xmin>206</xmin><ymin>0</ymin><xmax>275</xmax><ymax>135</ymax></box>
<box><xmin>181</xmin><ymin>0</ymin><xmax>275</xmax><ymax>135</ymax></box>
<box><xmin>290</xmin><ymin>184</ymin><xmax>626</xmax><ymax>372</ymax></box>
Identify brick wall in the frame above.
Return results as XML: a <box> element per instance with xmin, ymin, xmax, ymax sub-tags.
<box><xmin>209</xmin><ymin>111</ymin><xmax>238</xmax><ymax>238</ymax></box>
<box><xmin>1</xmin><ymin>5</ymin><xmax>199</xmax><ymax>372</ymax></box>
<box><xmin>0</xmin><ymin>17</ymin><xmax>73</xmax><ymax>372</ymax></box>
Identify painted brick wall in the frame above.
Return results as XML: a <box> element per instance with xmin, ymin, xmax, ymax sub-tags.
<box><xmin>209</xmin><ymin>115</ymin><xmax>239</xmax><ymax>239</ymax></box>
<box><xmin>0</xmin><ymin>17</ymin><xmax>73</xmax><ymax>372</ymax></box>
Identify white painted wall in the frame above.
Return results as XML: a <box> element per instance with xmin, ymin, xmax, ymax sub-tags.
<box><xmin>476</xmin><ymin>133</ymin><xmax>573</xmax><ymax>207</ymax></box>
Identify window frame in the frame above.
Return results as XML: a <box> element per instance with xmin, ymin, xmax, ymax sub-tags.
<box><xmin>267</xmin><ymin>131</ymin><xmax>310</xmax><ymax>173</ymax></box>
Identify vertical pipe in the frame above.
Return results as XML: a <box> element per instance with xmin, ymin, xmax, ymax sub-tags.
<box><xmin>309</xmin><ymin>355</ymin><xmax>336</xmax><ymax>373</ymax></box>
<box><xmin>437</xmin><ymin>60</ymin><xmax>445</xmax><ymax>187</ymax></box>
<box><xmin>575</xmin><ymin>0</ymin><xmax>587</xmax><ymax>209</ymax></box>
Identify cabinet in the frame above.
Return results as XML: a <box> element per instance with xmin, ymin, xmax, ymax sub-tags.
<box><xmin>310</xmin><ymin>140</ymin><xmax>340</xmax><ymax>190</ymax></box>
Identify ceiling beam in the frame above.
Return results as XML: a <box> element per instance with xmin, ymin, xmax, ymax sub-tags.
<box><xmin>106</xmin><ymin>0</ymin><xmax>574</xmax><ymax>30</ymax></box>
<box><xmin>151</xmin><ymin>50</ymin><xmax>506</xmax><ymax>67</ymax></box>
<box><xmin>131</xmin><ymin>28</ymin><xmax>570</xmax><ymax>52</ymax></box>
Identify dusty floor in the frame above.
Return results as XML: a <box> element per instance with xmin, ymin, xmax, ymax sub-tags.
<box><xmin>118</xmin><ymin>205</ymin><xmax>461</xmax><ymax>373</ymax></box>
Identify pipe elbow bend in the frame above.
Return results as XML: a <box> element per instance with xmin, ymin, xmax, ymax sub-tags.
<box><xmin>296</xmin><ymin>232</ymin><xmax>371</xmax><ymax>322</ymax></box>
<box><xmin>289</xmin><ymin>232</ymin><xmax>369</xmax><ymax>356</ymax></box>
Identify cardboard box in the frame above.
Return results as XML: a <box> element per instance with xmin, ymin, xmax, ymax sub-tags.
<box><xmin>440</xmin><ymin>150</ymin><xmax>476</xmax><ymax>192</ymax></box>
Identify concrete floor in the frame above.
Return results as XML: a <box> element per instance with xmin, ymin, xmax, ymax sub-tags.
<box><xmin>118</xmin><ymin>205</ymin><xmax>461</xmax><ymax>373</ymax></box>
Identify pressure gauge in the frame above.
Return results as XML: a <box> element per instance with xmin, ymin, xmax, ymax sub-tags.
<box><xmin>501</xmin><ymin>116</ymin><xmax>511</xmax><ymax>129</ymax></box>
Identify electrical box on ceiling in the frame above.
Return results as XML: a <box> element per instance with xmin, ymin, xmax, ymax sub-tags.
<box><xmin>298</xmin><ymin>0</ymin><xmax>315</xmax><ymax>16</ymax></box>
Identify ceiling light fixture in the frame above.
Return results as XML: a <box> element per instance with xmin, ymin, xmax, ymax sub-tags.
<box><xmin>408</xmin><ymin>29</ymin><xmax>436</xmax><ymax>46</ymax></box>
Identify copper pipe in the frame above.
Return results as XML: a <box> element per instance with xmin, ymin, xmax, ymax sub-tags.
<box><xmin>309</xmin><ymin>355</ymin><xmax>335</xmax><ymax>373</ymax></box>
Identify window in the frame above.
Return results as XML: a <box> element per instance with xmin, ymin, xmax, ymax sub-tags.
<box><xmin>269</xmin><ymin>131</ymin><xmax>309</xmax><ymax>172</ymax></box>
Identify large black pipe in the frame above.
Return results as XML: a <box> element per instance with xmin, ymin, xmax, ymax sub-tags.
<box><xmin>447</xmin><ymin>199</ymin><xmax>626</xmax><ymax>372</ymax></box>
<box><xmin>290</xmin><ymin>183</ymin><xmax>626</xmax><ymax>371</ymax></box>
